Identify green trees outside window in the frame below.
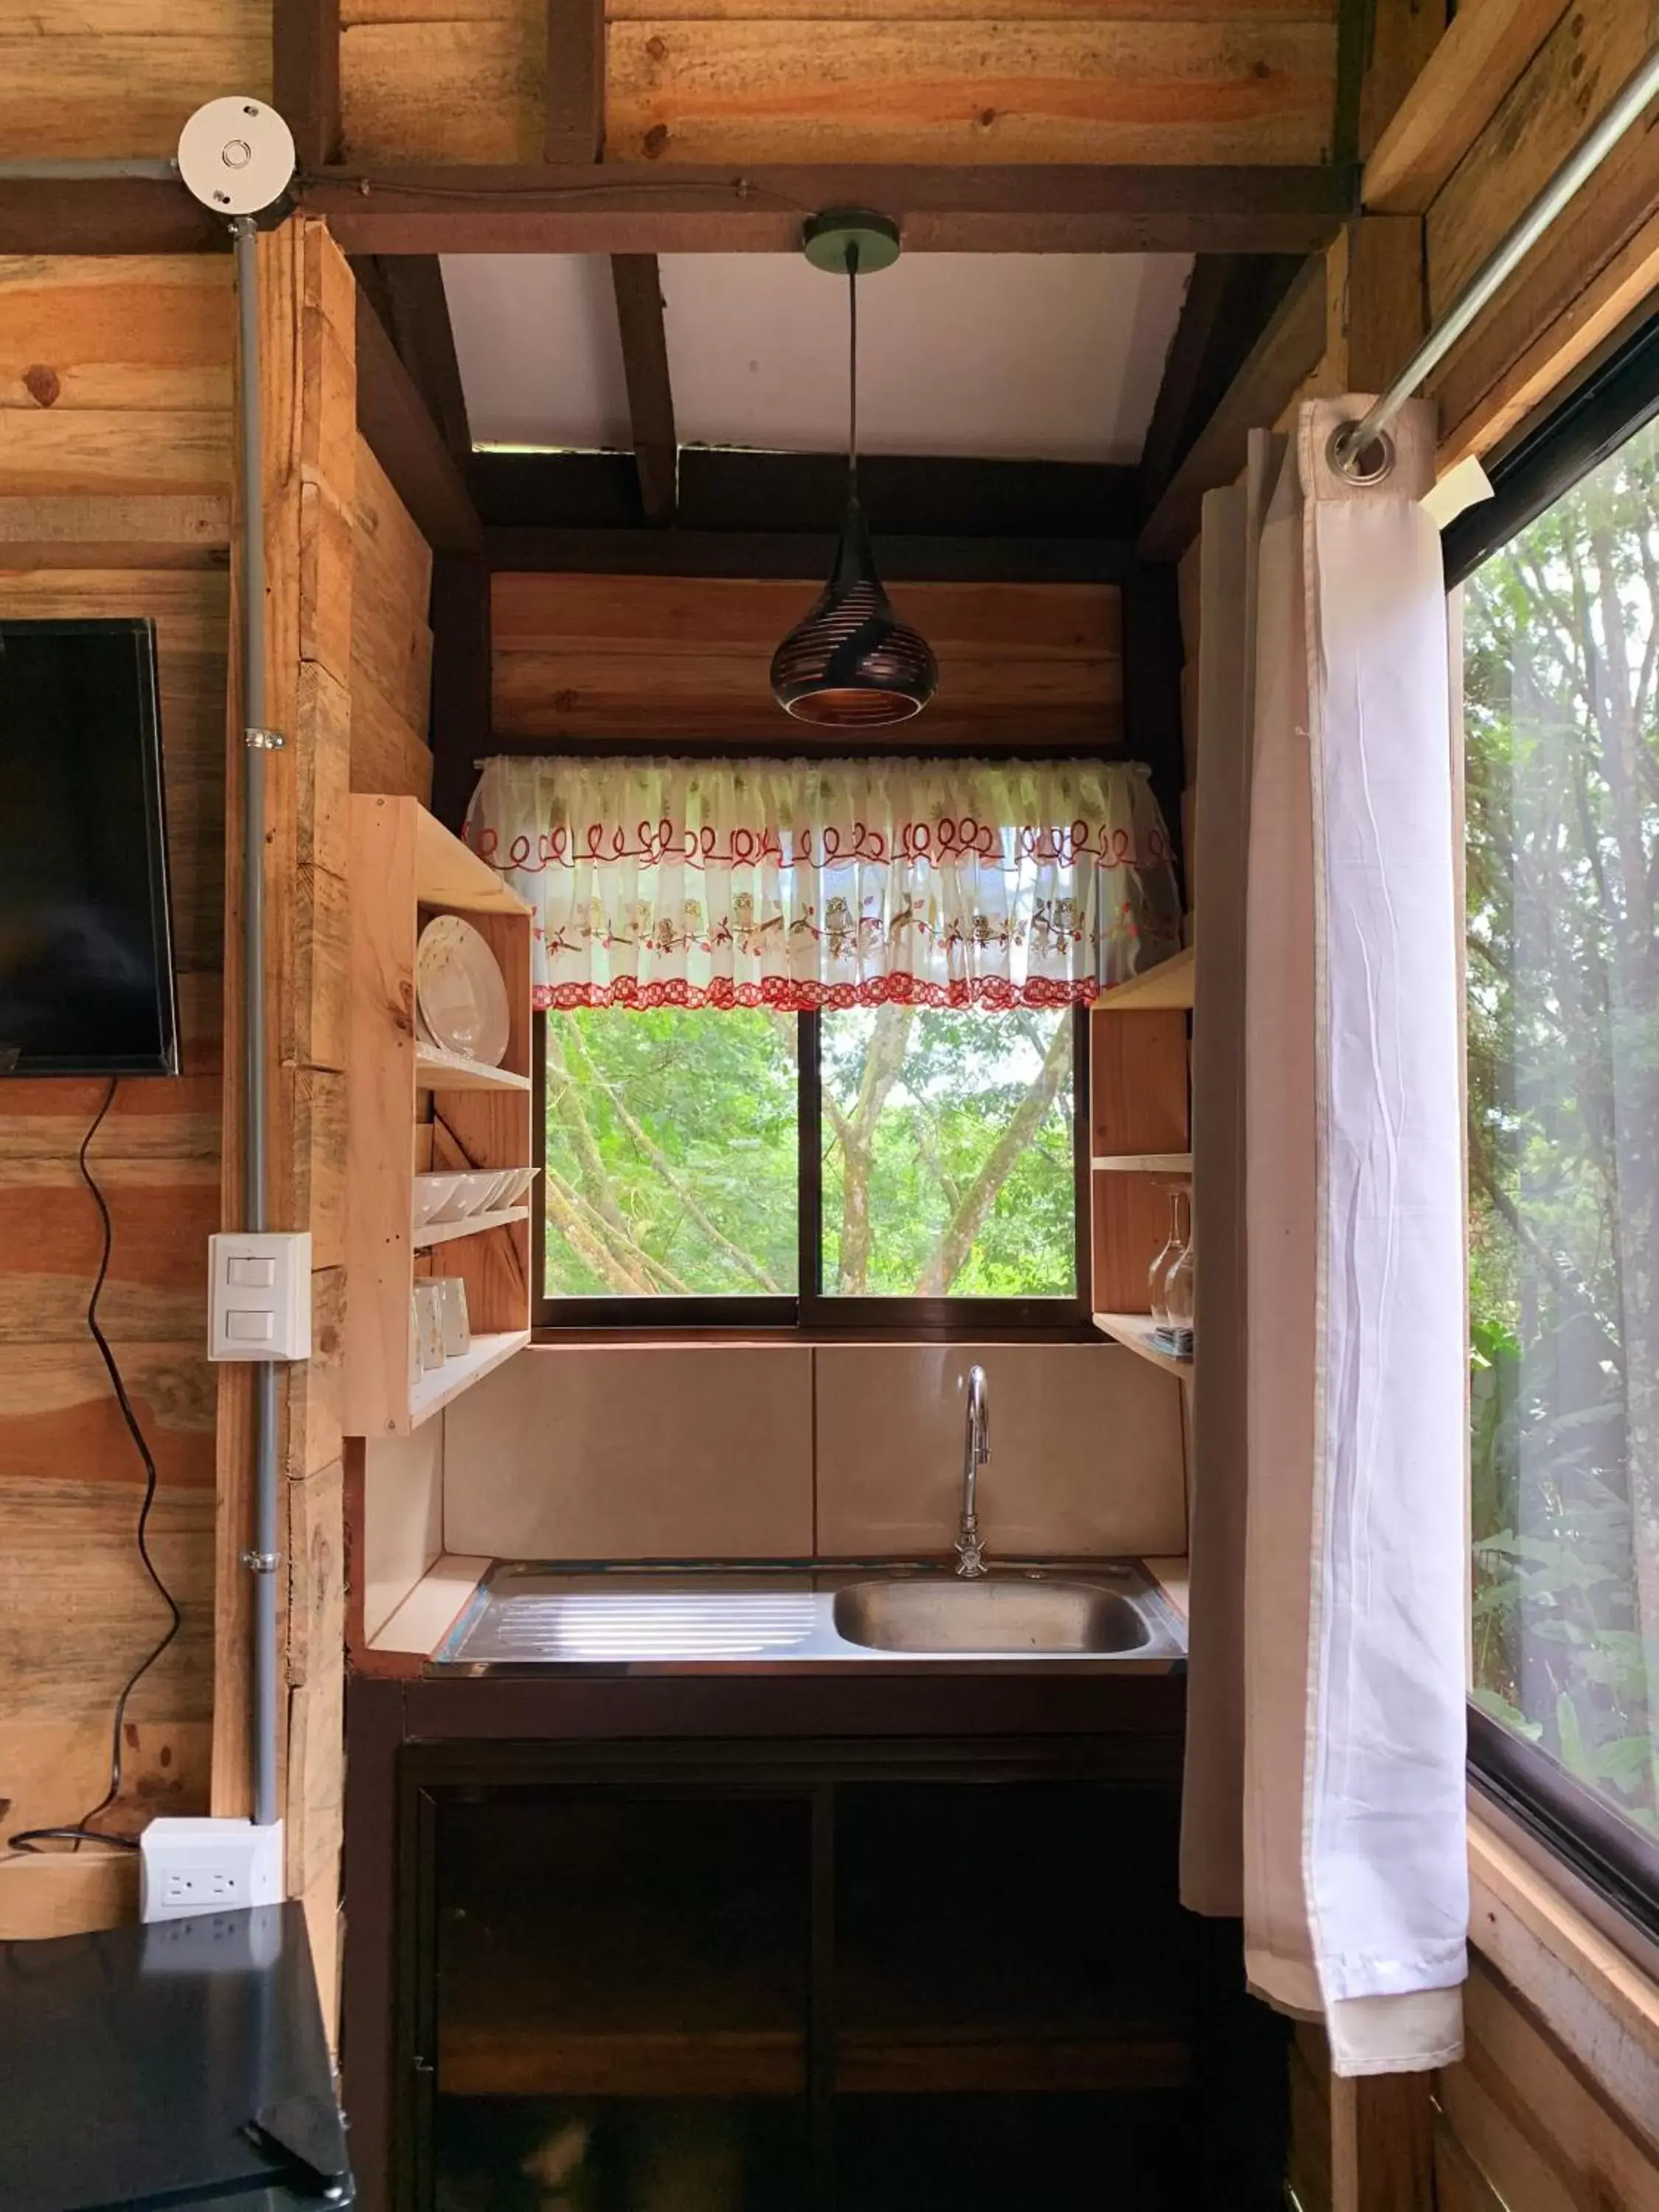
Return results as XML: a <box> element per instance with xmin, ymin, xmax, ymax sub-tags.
<box><xmin>1465</xmin><ymin>410</ymin><xmax>1659</xmax><ymax>1843</ymax></box>
<box><xmin>542</xmin><ymin>1004</ymin><xmax>1077</xmax><ymax>1304</ymax></box>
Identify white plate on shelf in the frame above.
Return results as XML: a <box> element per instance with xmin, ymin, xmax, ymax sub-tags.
<box><xmin>497</xmin><ymin>1165</ymin><xmax>540</xmax><ymax>1206</ymax></box>
<box><xmin>413</xmin><ymin>1174</ymin><xmax>462</xmax><ymax>1228</ymax></box>
<box><xmin>416</xmin><ymin>915</ymin><xmax>509</xmax><ymax>1067</ymax></box>
<box><xmin>430</xmin><ymin>1170</ymin><xmax>502</xmax><ymax>1223</ymax></box>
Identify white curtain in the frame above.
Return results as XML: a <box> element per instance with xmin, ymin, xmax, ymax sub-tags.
<box><xmin>1183</xmin><ymin>398</ymin><xmax>1468</xmax><ymax>2076</ymax></box>
<box><xmin>465</xmin><ymin>755</ymin><xmax>1180</xmax><ymax>1013</ymax></box>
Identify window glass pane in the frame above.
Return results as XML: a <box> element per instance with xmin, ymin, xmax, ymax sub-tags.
<box><xmin>1464</xmin><ymin>412</ymin><xmax>1659</xmax><ymax>1842</ymax></box>
<box><xmin>543</xmin><ymin>1008</ymin><xmax>797</xmax><ymax>1298</ymax></box>
<box><xmin>819</xmin><ymin>1006</ymin><xmax>1077</xmax><ymax>1298</ymax></box>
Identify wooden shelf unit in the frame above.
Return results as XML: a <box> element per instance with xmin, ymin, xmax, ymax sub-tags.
<box><xmin>344</xmin><ymin>794</ymin><xmax>536</xmax><ymax>1439</ymax></box>
<box><xmin>1093</xmin><ymin>1312</ymin><xmax>1194</xmax><ymax>1380</ymax></box>
<box><xmin>1091</xmin><ymin>942</ymin><xmax>1194</xmax><ymax>1013</ymax></box>
<box><xmin>1088</xmin><ymin>993</ymin><xmax>1192</xmax><ymax>1318</ymax></box>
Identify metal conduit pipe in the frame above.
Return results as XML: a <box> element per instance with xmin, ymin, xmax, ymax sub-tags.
<box><xmin>0</xmin><ymin>159</ymin><xmax>180</xmax><ymax>179</ymax></box>
<box><xmin>1335</xmin><ymin>43</ymin><xmax>1659</xmax><ymax>477</ymax></box>
<box><xmin>230</xmin><ymin>214</ymin><xmax>281</xmax><ymax>1830</ymax></box>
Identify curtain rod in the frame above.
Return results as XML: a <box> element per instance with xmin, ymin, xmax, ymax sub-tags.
<box><xmin>1334</xmin><ymin>43</ymin><xmax>1659</xmax><ymax>479</ymax></box>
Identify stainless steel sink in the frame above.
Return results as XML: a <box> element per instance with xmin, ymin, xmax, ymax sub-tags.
<box><xmin>434</xmin><ymin>1564</ymin><xmax>1183</xmax><ymax>1671</ymax></box>
<box><xmin>832</xmin><ymin>1575</ymin><xmax>1151</xmax><ymax>1655</ymax></box>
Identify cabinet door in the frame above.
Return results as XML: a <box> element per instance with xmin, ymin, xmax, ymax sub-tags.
<box><xmin>429</xmin><ymin>1787</ymin><xmax>813</xmax><ymax>2211</ymax></box>
<box><xmin>832</xmin><ymin>1780</ymin><xmax>1193</xmax><ymax>2210</ymax></box>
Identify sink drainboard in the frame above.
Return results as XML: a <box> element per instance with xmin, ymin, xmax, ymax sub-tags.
<box><xmin>452</xmin><ymin>1588</ymin><xmax>818</xmax><ymax>1664</ymax></box>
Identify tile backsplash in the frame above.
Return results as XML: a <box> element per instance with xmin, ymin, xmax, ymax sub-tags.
<box><xmin>442</xmin><ymin>1341</ymin><xmax>1186</xmax><ymax>1562</ymax></box>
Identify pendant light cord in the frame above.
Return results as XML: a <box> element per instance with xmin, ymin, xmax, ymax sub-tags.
<box><xmin>846</xmin><ymin>242</ymin><xmax>860</xmax><ymax>501</ymax></box>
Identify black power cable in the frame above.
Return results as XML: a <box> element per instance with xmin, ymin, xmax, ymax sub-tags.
<box><xmin>7</xmin><ymin>1077</ymin><xmax>182</xmax><ymax>1854</ymax></box>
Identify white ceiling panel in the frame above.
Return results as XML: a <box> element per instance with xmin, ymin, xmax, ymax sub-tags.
<box><xmin>441</xmin><ymin>251</ymin><xmax>1193</xmax><ymax>464</ymax></box>
<box><xmin>661</xmin><ymin>252</ymin><xmax>1191</xmax><ymax>463</ymax></box>
<box><xmin>442</xmin><ymin>253</ymin><xmax>631</xmax><ymax>451</ymax></box>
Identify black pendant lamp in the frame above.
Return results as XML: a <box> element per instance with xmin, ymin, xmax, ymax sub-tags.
<box><xmin>771</xmin><ymin>211</ymin><xmax>938</xmax><ymax>727</ymax></box>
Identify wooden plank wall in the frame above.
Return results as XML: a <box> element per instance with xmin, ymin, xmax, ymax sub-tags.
<box><xmin>1289</xmin><ymin>1955</ymin><xmax>1659</xmax><ymax>2211</ymax></box>
<box><xmin>490</xmin><ymin>571</ymin><xmax>1124</xmax><ymax>747</ymax></box>
<box><xmin>352</xmin><ymin>437</ymin><xmax>436</xmax><ymax>806</ymax></box>
<box><xmin>0</xmin><ymin>255</ymin><xmax>235</xmax><ymax>1938</ymax></box>
<box><xmin>1408</xmin><ymin>3</ymin><xmax>1659</xmax><ymax>462</ymax></box>
<box><xmin>0</xmin><ymin>0</ymin><xmax>271</xmax><ymax>161</ymax></box>
<box><xmin>341</xmin><ymin>0</ymin><xmax>1340</xmax><ymax>166</ymax></box>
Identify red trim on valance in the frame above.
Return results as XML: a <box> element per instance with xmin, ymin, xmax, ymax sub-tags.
<box><xmin>534</xmin><ymin>974</ymin><xmax>1102</xmax><ymax>1013</ymax></box>
<box><xmin>472</xmin><ymin>817</ymin><xmax>1172</xmax><ymax>874</ymax></box>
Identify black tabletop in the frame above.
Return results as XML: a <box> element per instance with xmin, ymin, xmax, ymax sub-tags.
<box><xmin>0</xmin><ymin>1900</ymin><xmax>352</xmax><ymax>2211</ymax></box>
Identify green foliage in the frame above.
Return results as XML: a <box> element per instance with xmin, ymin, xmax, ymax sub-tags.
<box><xmin>542</xmin><ymin>1002</ymin><xmax>1076</xmax><ymax>1303</ymax></box>
<box><xmin>1464</xmin><ymin>411</ymin><xmax>1659</xmax><ymax>1839</ymax></box>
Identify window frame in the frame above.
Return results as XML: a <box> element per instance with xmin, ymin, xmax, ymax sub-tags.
<box><xmin>1446</xmin><ymin>308</ymin><xmax>1659</xmax><ymax>1946</ymax></box>
<box><xmin>531</xmin><ymin>1000</ymin><xmax>1096</xmax><ymax>1339</ymax></box>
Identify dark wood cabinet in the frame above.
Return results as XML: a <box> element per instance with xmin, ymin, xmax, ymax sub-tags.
<box><xmin>386</xmin><ymin>1742</ymin><xmax>1203</xmax><ymax>2211</ymax></box>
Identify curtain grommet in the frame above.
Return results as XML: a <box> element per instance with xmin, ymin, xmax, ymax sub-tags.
<box><xmin>1328</xmin><ymin>422</ymin><xmax>1396</xmax><ymax>486</ymax></box>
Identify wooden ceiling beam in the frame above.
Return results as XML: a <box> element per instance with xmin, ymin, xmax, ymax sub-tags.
<box><xmin>299</xmin><ymin>162</ymin><xmax>1357</xmax><ymax>257</ymax></box>
<box><xmin>481</xmin><ymin>526</ymin><xmax>1135</xmax><ymax>584</ymax></box>
<box><xmin>1138</xmin><ymin>254</ymin><xmax>1304</xmax><ymax>517</ymax></box>
<box><xmin>1363</xmin><ymin>0</ymin><xmax>1566</xmax><ymax>214</ymax></box>
<box><xmin>355</xmin><ymin>286</ymin><xmax>482</xmax><ymax>554</ymax></box>
<box><xmin>274</xmin><ymin>0</ymin><xmax>342</xmax><ymax>170</ymax></box>
<box><xmin>0</xmin><ymin>178</ymin><xmax>223</xmax><ymax>254</ymax></box>
<box><xmin>546</xmin><ymin>0</ymin><xmax>606</xmax><ymax>163</ymax></box>
<box><xmin>351</xmin><ymin>254</ymin><xmax>472</xmax><ymax>464</ymax></box>
<box><xmin>610</xmin><ymin>254</ymin><xmax>678</xmax><ymax>526</ymax></box>
<box><xmin>1136</xmin><ymin>252</ymin><xmax>1328</xmax><ymax>563</ymax></box>
<box><xmin>469</xmin><ymin>448</ymin><xmax>1141</xmax><ymax>541</ymax></box>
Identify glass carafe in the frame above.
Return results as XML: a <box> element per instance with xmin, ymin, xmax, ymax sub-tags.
<box><xmin>1147</xmin><ymin>1186</ymin><xmax>1187</xmax><ymax>1329</ymax></box>
<box><xmin>1164</xmin><ymin>1205</ymin><xmax>1194</xmax><ymax>1360</ymax></box>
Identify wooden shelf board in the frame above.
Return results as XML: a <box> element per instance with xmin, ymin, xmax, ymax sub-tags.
<box><xmin>1093</xmin><ymin>1312</ymin><xmax>1194</xmax><ymax>1379</ymax></box>
<box><xmin>836</xmin><ymin>2031</ymin><xmax>1192</xmax><ymax>2096</ymax></box>
<box><xmin>409</xmin><ymin>1329</ymin><xmax>530</xmax><ymax>1428</ymax></box>
<box><xmin>440</xmin><ymin>2028</ymin><xmax>806</xmax><ymax>2100</ymax></box>
<box><xmin>414</xmin><ymin>807</ymin><xmax>532</xmax><ymax>918</ymax></box>
<box><xmin>1091</xmin><ymin>1152</ymin><xmax>1192</xmax><ymax>1174</ymax></box>
<box><xmin>413</xmin><ymin>1205</ymin><xmax>529</xmax><ymax>1251</ymax></box>
<box><xmin>1091</xmin><ymin>944</ymin><xmax>1194</xmax><ymax>1013</ymax></box>
<box><xmin>414</xmin><ymin>1043</ymin><xmax>531</xmax><ymax>1093</ymax></box>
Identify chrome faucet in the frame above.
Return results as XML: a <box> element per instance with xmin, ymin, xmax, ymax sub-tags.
<box><xmin>956</xmin><ymin>1365</ymin><xmax>990</xmax><ymax>1578</ymax></box>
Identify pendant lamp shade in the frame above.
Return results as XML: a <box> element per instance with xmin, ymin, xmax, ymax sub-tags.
<box><xmin>771</xmin><ymin>211</ymin><xmax>937</xmax><ymax>727</ymax></box>
<box><xmin>771</xmin><ymin>500</ymin><xmax>938</xmax><ymax>726</ymax></box>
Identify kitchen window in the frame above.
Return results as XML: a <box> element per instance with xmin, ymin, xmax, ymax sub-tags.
<box><xmin>465</xmin><ymin>752</ymin><xmax>1180</xmax><ymax>1334</ymax></box>
<box><xmin>1447</xmin><ymin>316</ymin><xmax>1659</xmax><ymax>1931</ymax></box>
<box><xmin>538</xmin><ymin>1000</ymin><xmax>1087</xmax><ymax>1327</ymax></box>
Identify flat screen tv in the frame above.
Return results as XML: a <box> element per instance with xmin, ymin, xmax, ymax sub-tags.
<box><xmin>0</xmin><ymin>618</ymin><xmax>180</xmax><ymax>1077</ymax></box>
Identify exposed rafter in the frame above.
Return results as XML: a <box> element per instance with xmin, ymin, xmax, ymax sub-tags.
<box><xmin>1137</xmin><ymin>254</ymin><xmax>1304</xmax><ymax>520</ymax></box>
<box><xmin>354</xmin><ymin>286</ymin><xmax>482</xmax><ymax>555</ymax></box>
<box><xmin>546</xmin><ymin>0</ymin><xmax>607</xmax><ymax>162</ymax></box>
<box><xmin>1136</xmin><ymin>254</ymin><xmax>1329</xmax><ymax>563</ymax></box>
<box><xmin>274</xmin><ymin>0</ymin><xmax>343</xmax><ymax>170</ymax></box>
<box><xmin>351</xmin><ymin>255</ymin><xmax>472</xmax><ymax>465</ymax></box>
<box><xmin>610</xmin><ymin>254</ymin><xmax>678</xmax><ymax>527</ymax></box>
<box><xmin>297</xmin><ymin>163</ymin><xmax>1357</xmax><ymax>257</ymax></box>
<box><xmin>479</xmin><ymin>527</ymin><xmax>1135</xmax><ymax>584</ymax></box>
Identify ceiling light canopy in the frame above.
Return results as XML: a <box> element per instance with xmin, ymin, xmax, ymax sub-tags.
<box><xmin>770</xmin><ymin>211</ymin><xmax>938</xmax><ymax>729</ymax></box>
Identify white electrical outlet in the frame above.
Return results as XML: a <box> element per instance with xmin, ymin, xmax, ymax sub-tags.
<box><xmin>139</xmin><ymin>1816</ymin><xmax>285</xmax><ymax>1923</ymax></box>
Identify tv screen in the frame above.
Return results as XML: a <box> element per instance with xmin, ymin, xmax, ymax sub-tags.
<box><xmin>0</xmin><ymin>618</ymin><xmax>180</xmax><ymax>1077</ymax></box>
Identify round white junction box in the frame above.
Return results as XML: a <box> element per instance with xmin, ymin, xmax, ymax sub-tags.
<box><xmin>177</xmin><ymin>97</ymin><xmax>296</xmax><ymax>217</ymax></box>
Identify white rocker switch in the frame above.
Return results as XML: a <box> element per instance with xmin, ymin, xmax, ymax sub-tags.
<box><xmin>209</xmin><ymin>1231</ymin><xmax>312</xmax><ymax>1362</ymax></box>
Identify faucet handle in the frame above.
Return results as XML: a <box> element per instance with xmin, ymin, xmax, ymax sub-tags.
<box><xmin>955</xmin><ymin>1529</ymin><xmax>987</xmax><ymax>1579</ymax></box>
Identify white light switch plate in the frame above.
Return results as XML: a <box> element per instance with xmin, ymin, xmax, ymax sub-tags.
<box><xmin>209</xmin><ymin>1231</ymin><xmax>311</xmax><ymax>1361</ymax></box>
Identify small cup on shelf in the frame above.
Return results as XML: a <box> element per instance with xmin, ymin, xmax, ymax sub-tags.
<box><xmin>413</xmin><ymin>1280</ymin><xmax>447</xmax><ymax>1371</ymax></box>
<box><xmin>434</xmin><ymin>1276</ymin><xmax>471</xmax><ymax>1360</ymax></box>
